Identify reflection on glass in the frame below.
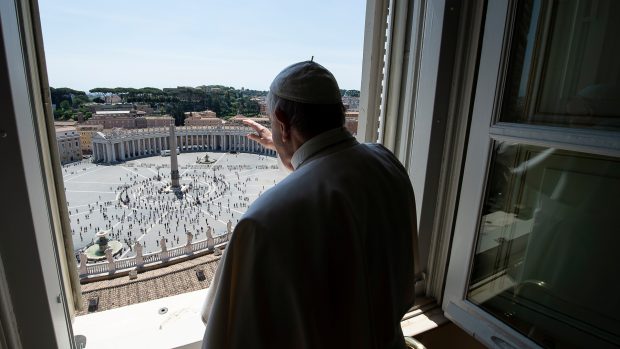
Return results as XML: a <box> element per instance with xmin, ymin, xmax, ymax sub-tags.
<box><xmin>501</xmin><ymin>0</ymin><xmax>620</xmax><ymax>130</ymax></box>
<box><xmin>467</xmin><ymin>142</ymin><xmax>620</xmax><ymax>348</ymax></box>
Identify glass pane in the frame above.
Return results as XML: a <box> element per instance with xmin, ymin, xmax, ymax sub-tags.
<box><xmin>501</xmin><ymin>0</ymin><xmax>620</xmax><ymax>130</ymax></box>
<box><xmin>467</xmin><ymin>142</ymin><xmax>620</xmax><ymax>348</ymax></box>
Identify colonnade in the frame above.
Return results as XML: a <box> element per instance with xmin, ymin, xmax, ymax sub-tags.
<box><xmin>92</xmin><ymin>127</ymin><xmax>276</xmax><ymax>164</ymax></box>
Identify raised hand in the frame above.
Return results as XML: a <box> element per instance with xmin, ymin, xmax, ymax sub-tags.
<box><xmin>243</xmin><ymin>119</ymin><xmax>275</xmax><ymax>151</ymax></box>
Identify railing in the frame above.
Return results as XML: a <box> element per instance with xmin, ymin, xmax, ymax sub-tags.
<box><xmin>79</xmin><ymin>229</ymin><xmax>232</xmax><ymax>280</ymax></box>
<box><xmin>93</xmin><ymin>125</ymin><xmax>256</xmax><ymax>141</ymax></box>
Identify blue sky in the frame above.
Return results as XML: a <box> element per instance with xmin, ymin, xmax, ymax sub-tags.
<box><xmin>39</xmin><ymin>0</ymin><xmax>366</xmax><ymax>92</ymax></box>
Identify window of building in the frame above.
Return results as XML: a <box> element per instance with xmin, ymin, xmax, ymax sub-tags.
<box><xmin>9</xmin><ymin>0</ymin><xmax>586</xmax><ymax>347</ymax></box>
<box><xmin>0</xmin><ymin>0</ymin><xmax>369</xmax><ymax>347</ymax></box>
<box><xmin>444</xmin><ymin>0</ymin><xmax>620</xmax><ymax>347</ymax></box>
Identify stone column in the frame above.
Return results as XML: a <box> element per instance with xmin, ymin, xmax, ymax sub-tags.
<box><xmin>206</xmin><ymin>226</ymin><xmax>214</xmax><ymax>250</ymax></box>
<box><xmin>135</xmin><ymin>242</ymin><xmax>144</xmax><ymax>268</ymax></box>
<box><xmin>106</xmin><ymin>248</ymin><xmax>115</xmax><ymax>273</ymax></box>
<box><xmin>169</xmin><ymin>125</ymin><xmax>180</xmax><ymax>188</ymax></box>
<box><xmin>79</xmin><ymin>253</ymin><xmax>88</xmax><ymax>276</ymax></box>
<box><xmin>112</xmin><ymin>143</ymin><xmax>117</xmax><ymax>162</ymax></box>
<box><xmin>119</xmin><ymin>142</ymin><xmax>125</xmax><ymax>160</ymax></box>
<box><xmin>106</xmin><ymin>143</ymin><xmax>113</xmax><ymax>163</ymax></box>
<box><xmin>92</xmin><ymin>143</ymin><xmax>98</xmax><ymax>162</ymax></box>
<box><xmin>159</xmin><ymin>237</ymin><xmax>169</xmax><ymax>261</ymax></box>
<box><xmin>185</xmin><ymin>232</ymin><xmax>193</xmax><ymax>254</ymax></box>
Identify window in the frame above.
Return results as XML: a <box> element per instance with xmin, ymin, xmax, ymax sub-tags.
<box><xmin>444</xmin><ymin>0</ymin><xmax>620</xmax><ymax>348</ymax></box>
<box><xmin>1</xmin><ymin>0</ymin><xmax>368</xmax><ymax>347</ymax></box>
<box><xmin>14</xmin><ymin>0</ymin><xmax>608</xmax><ymax>347</ymax></box>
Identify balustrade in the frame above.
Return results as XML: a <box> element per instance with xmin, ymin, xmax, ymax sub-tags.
<box><xmin>79</xmin><ymin>231</ymin><xmax>231</xmax><ymax>280</ymax></box>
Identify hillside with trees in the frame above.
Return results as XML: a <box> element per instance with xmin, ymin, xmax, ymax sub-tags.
<box><xmin>50</xmin><ymin>85</ymin><xmax>360</xmax><ymax>125</ymax></box>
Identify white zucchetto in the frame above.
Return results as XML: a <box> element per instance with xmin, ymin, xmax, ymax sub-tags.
<box><xmin>269</xmin><ymin>61</ymin><xmax>342</xmax><ymax>104</ymax></box>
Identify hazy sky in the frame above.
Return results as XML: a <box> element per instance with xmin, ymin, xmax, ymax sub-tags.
<box><xmin>39</xmin><ymin>0</ymin><xmax>366</xmax><ymax>92</ymax></box>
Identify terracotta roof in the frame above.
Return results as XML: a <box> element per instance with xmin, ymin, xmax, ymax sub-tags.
<box><xmin>78</xmin><ymin>253</ymin><xmax>221</xmax><ymax>315</ymax></box>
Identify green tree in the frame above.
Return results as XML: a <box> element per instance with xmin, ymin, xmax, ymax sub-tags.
<box><xmin>346</xmin><ymin>90</ymin><xmax>360</xmax><ymax>97</ymax></box>
<box><xmin>59</xmin><ymin>100</ymin><xmax>71</xmax><ymax>110</ymax></box>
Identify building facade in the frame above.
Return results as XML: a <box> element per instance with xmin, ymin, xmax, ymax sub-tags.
<box><xmin>55</xmin><ymin>127</ymin><xmax>83</xmax><ymax>164</ymax></box>
<box><xmin>227</xmin><ymin>115</ymin><xmax>271</xmax><ymax>128</ymax></box>
<box><xmin>84</xmin><ymin>110</ymin><xmax>147</xmax><ymax>129</ymax></box>
<box><xmin>91</xmin><ymin>125</ymin><xmax>277</xmax><ymax>163</ymax></box>
<box><xmin>75</xmin><ymin>124</ymin><xmax>103</xmax><ymax>154</ymax></box>
<box><xmin>184</xmin><ymin>110</ymin><xmax>223</xmax><ymax>127</ymax></box>
<box><xmin>88</xmin><ymin>103</ymin><xmax>133</xmax><ymax>113</ymax></box>
<box><xmin>104</xmin><ymin>94</ymin><xmax>122</xmax><ymax>104</ymax></box>
<box><xmin>344</xmin><ymin>111</ymin><xmax>359</xmax><ymax>135</ymax></box>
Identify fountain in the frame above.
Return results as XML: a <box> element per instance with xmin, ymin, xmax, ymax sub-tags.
<box><xmin>84</xmin><ymin>230</ymin><xmax>123</xmax><ymax>262</ymax></box>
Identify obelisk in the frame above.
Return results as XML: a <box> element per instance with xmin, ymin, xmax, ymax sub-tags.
<box><xmin>169</xmin><ymin>124</ymin><xmax>180</xmax><ymax>188</ymax></box>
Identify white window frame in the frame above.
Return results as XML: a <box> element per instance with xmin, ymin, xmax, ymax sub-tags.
<box><xmin>4</xmin><ymin>0</ymin><xmax>524</xmax><ymax>346</ymax></box>
<box><xmin>442</xmin><ymin>0</ymin><xmax>620</xmax><ymax>348</ymax></box>
<box><xmin>0</xmin><ymin>0</ymin><xmax>75</xmax><ymax>347</ymax></box>
<box><xmin>5</xmin><ymin>0</ymin><xmax>420</xmax><ymax>347</ymax></box>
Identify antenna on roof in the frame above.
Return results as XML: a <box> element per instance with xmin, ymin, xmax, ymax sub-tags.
<box><xmin>310</xmin><ymin>56</ymin><xmax>314</xmax><ymax>62</ymax></box>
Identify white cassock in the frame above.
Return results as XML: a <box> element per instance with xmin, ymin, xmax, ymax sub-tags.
<box><xmin>202</xmin><ymin>127</ymin><xmax>417</xmax><ymax>349</ymax></box>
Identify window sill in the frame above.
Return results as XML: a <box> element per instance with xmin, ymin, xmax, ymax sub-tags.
<box><xmin>401</xmin><ymin>297</ymin><xmax>449</xmax><ymax>337</ymax></box>
<box><xmin>73</xmin><ymin>288</ymin><xmax>208</xmax><ymax>349</ymax></box>
<box><xmin>73</xmin><ymin>291</ymin><xmax>447</xmax><ymax>349</ymax></box>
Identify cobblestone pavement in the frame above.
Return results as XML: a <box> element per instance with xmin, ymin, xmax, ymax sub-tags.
<box><xmin>63</xmin><ymin>152</ymin><xmax>285</xmax><ymax>260</ymax></box>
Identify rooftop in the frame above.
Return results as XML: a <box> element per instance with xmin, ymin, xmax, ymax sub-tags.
<box><xmin>78</xmin><ymin>253</ymin><xmax>221</xmax><ymax>316</ymax></box>
<box><xmin>54</xmin><ymin>120</ymin><xmax>78</xmax><ymax>127</ymax></box>
<box><xmin>143</xmin><ymin>116</ymin><xmax>174</xmax><ymax>119</ymax></box>
<box><xmin>55</xmin><ymin>126</ymin><xmax>77</xmax><ymax>133</ymax></box>
<box><xmin>95</xmin><ymin>110</ymin><xmax>132</xmax><ymax>115</ymax></box>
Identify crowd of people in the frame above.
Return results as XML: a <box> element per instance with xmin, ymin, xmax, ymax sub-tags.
<box><xmin>64</xmin><ymin>153</ymin><xmax>283</xmax><ymax>262</ymax></box>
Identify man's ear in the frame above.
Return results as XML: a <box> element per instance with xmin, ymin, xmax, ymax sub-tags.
<box><xmin>274</xmin><ymin>110</ymin><xmax>291</xmax><ymax>143</ymax></box>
